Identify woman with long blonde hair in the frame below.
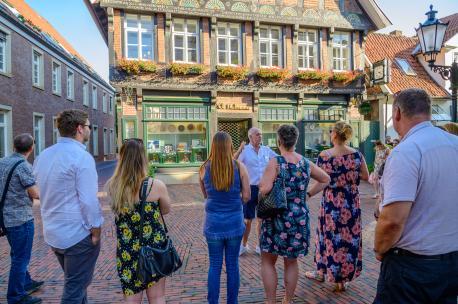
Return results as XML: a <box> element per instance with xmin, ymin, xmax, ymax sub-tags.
<box><xmin>106</xmin><ymin>138</ymin><xmax>172</xmax><ymax>304</ymax></box>
<box><xmin>199</xmin><ymin>132</ymin><xmax>250</xmax><ymax>304</ymax></box>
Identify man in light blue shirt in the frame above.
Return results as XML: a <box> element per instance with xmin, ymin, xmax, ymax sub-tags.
<box><xmin>235</xmin><ymin>127</ymin><xmax>277</xmax><ymax>255</ymax></box>
<box><xmin>33</xmin><ymin>110</ymin><xmax>103</xmax><ymax>304</ymax></box>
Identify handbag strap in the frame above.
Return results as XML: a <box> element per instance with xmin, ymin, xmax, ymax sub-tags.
<box><xmin>0</xmin><ymin>159</ymin><xmax>25</xmax><ymax>231</ymax></box>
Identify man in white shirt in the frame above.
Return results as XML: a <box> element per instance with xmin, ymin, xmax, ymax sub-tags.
<box><xmin>33</xmin><ymin>110</ymin><xmax>104</xmax><ymax>304</ymax></box>
<box><xmin>374</xmin><ymin>89</ymin><xmax>458</xmax><ymax>303</ymax></box>
<box><xmin>235</xmin><ymin>127</ymin><xmax>277</xmax><ymax>255</ymax></box>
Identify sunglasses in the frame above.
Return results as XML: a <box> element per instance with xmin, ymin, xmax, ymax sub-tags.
<box><xmin>83</xmin><ymin>124</ymin><xmax>92</xmax><ymax>130</ymax></box>
<box><xmin>123</xmin><ymin>138</ymin><xmax>144</xmax><ymax>144</ymax></box>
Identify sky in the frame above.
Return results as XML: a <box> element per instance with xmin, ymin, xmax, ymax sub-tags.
<box><xmin>24</xmin><ymin>0</ymin><xmax>458</xmax><ymax>81</ymax></box>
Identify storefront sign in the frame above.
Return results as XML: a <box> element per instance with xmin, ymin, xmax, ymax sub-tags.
<box><xmin>216</xmin><ymin>102</ymin><xmax>251</xmax><ymax>111</ymax></box>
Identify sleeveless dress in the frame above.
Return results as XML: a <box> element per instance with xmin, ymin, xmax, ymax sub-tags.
<box><xmin>260</xmin><ymin>155</ymin><xmax>311</xmax><ymax>258</ymax></box>
<box><xmin>203</xmin><ymin>161</ymin><xmax>245</xmax><ymax>240</ymax></box>
<box><xmin>114</xmin><ymin>183</ymin><xmax>168</xmax><ymax>296</ymax></box>
<box><xmin>314</xmin><ymin>151</ymin><xmax>363</xmax><ymax>283</ymax></box>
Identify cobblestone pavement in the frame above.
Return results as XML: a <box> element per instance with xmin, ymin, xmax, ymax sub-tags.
<box><xmin>0</xmin><ymin>162</ymin><xmax>381</xmax><ymax>304</ymax></box>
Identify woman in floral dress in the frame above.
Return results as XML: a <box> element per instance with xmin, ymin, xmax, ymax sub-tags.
<box><xmin>106</xmin><ymin>138</ymin><xmax>172</xmax><ymax>303</ymax></box>
<box><xmin>305</xmin><ymin>122</ymin><xmax>369</xmax><ymax>292</ymax></box>
<box><xmin>259</xmin><ymin>125</ymin><xmax>330</xmax><ymax>304</ymax></box>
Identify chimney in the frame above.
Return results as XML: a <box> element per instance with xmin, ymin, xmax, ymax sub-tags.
<box><xmin>389</xmin><ymin>30</ymin><xmax>403</xmax><ymax>36</ymax></box>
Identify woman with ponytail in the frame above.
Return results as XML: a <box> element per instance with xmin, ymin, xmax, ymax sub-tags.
<box><xmin>305</xmin><ymin>121</ymin><xmax>369</xmax><ymax>292</ymax></box>
<box><xmin>199</xmin><ymin>131</ymin><xmax>251</xmax><ymax>304</ymax></box>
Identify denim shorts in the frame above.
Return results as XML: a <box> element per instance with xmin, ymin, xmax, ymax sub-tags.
<box><xmin>243</xmin><ymin>185</ymin><xmax>259</xmax><ymax>220</ymax></box>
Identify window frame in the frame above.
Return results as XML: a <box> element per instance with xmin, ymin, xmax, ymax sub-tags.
<box><xmin>124</xmin><ymin>14</ymin><xmax>154</xmax><ymax>61</ymax></box>
<box><xmin>92</xmin><ymin>85</ymin><xmax>98</xmax><ymax>110</ymax></box>
<box><xmin>109</xmin><ymin>95</ymin><xmax>114</xmax><ymax>115</ymax></box>
<box><xmin>52</xmin><ymin>116</ymin><xmax>59</xmax><ymax>144</ymax></box>
<box><xmin>32</xmin><ymin>47</ymin><xmax>44</xmax><ymax>89</ymax></box>
<box><xmin>103</xmin><ymin>127</ymin><xmax>108</xmax><ymax>156</ymax></box>
<box><xmin>82</xmin><ymin>79</ymin><xmax>89</xmax><ymax>106</ymax></box>
<box><xmin>0</xmin><ymin>105</ymin><xmax>12</xmax><ymax>158</ymax></box>
<box><xmin>0</xmin><ymin>26</ymin><xmax>12</xmax><ymax>76</ymax></box>
<box><xmin>102</xmin><ymin>92</ymin><xmax>107</xmax><ymax>113</ymax></box>
<box><xmin>51</xmin><ymin>59</ymin><xmax>62</xmax><ymax>95</ymax></box>
<box><xmin>66</xmin><ymin>68</ymin><xmax>75</xmax><ymax>101</ymax></box>
<box><xmin>172</xmin><ymin>18</ymin><xmax>200</xmax><ymax>63</ymax></box>
<box><xmin>33</xmin><ymin>113</ymin><xmax>45</xmax><ymax>157</ymax></box>
<box><xmin>297</xmin><ymin>29</ymin><xmax>318</xmax><ymax>70</ymax></box>
<box><xmin>216</xmin><ymin>22</ymin><xmax>242</xmax><ymax>66</ymax></box>
<box><xmin>259</xmin><ymin>25</ymin><xmax>283</xmax><ymax>68</ymax></box>
<box><xmin>394</xmin><ymin>58</ymin><xmax>417</xmax><ymax>76</ymax></box>
<box><xmin>109</xmin><ymin>128</ymin><xmax>115</xmax><ymax>154</ymax></box>
<box><xmin>92</xmin><ymin>124</ymin><xmax>99</xmax><ymax>156</ymax></box>
<box><xmin>332</xmin><ymin>32</ymin><xmax>351</xmax><ymax>71</ymax></box>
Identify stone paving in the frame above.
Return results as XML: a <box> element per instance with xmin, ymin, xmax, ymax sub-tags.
<box><xmin>0</xmin><ymin>162</ymin><xmax>381</xmax><ymax>304</ymax></box>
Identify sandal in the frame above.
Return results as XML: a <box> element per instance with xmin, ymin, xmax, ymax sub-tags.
<box><xmin>333</xmin><ymin>282</ymin><xmax>349</xmax><ymax>292</ymax></box>
<box><xmin>305</xmin><ymin>271</ymin><xmax>324</xmax><ymax>282</ymax></box>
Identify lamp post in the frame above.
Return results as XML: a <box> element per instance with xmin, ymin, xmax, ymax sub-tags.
<box><xmin>416</xmin><ymin>5</ymin><xmax>458</xmax><ymax>122</ymax></box>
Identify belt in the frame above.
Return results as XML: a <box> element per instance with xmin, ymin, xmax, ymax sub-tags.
<box><xmin>388</xmin><ymin>248</ymin><xmax>458</xmax><ymax>260</ymax></box>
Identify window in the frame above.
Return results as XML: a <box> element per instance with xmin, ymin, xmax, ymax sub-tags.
<box><xmin>32</xmin><ymin>49</ymin><xmax>44</xmax><ymax>87</ymax></box>
<box><xmin>453</xmin><ymin>52</ymin><xmax>458</xmax><ymax>63</ymax></box>
<box><xmin>125</xmin><ymin>14</ymin><xmax>154</xmax><ymax>60</ymax></box>
<box><xmin>103</xmin><ymin>128</ymin><xmax>108</xmax><ymax>156</ymax></box>
<box><xmin>298</xmin><ymin>29</ymin><xmax>318</xmax><ymax>69</ymax></box>
<box><xmin>52</xmin><ymin>117</ymin><xmax>59</xmax><ymax>144</ymax></box>
<box><xmin>259</xmin><ymin>107</ymin><xmax>295</xmax><ymax>121</ymax></box>
<box><xmin>144</xmin><ymin>106</ymin><xmax>207</xmax><ymax>120</ymax></box>
<box><xmin>395</xmin><ymin>58</ymin><xmax>416</xmax><ymax>76</ymax></box>
<box><xmin>217</xmin><ymin>23</ymin><xmax>241</xmax><ymax>65</ymax></box>
<box><xmin>0</xmin><ymin>29</ymin><xmax>11</xmax><ymax>74</ymax></box>
<box><xmin>102</xmin><ymin>92</ymin><xmax>107</xmax><ymax>113</ymax></box>
<box><xmin>109</xmin><ymin>95</ymin><xmax>114</xmax><ymax>115</ymax></box>
<box><xmin>92</xmin><ymin>125</ymin><xmax>98</xmax><ymax>156</ymax></box>
<box><xmin>109</xmin><ymin>129</ymin><xmax>114</xmax><ymax>154</ymax></box>
<box><xmin>173</xmin><ymin>19</ymin><xmax>199</xmax><ymax>63</ymax></box>
<box><xmin>332</xmin><ymin>32</ymin><xmax>350</xmax><ymax>71</ymax></box>
<box><xmin>92</xmin><ymin>85</ymin><xmax>97</xmax><ymax>110</ymax></box>
<box><xmin>33</xmin><ymin>114</ymin><xmax>45</xmax><ymax>157</ymax></box>
<box><xmin>52</xmin><ymin>61</ymin><xmax>61</xmax><ymax>95</ymax></box>
<box><xmin>82</xmin><ymin>80</ymin><xmax>89</xmax><ymax>106</ymax></box>
<box><xmin>123</xmin><ymin>119</ymin><xmax>137</xmax><ymax>139</ymax></box>
<box><xmin>0</xmin><ymin>110</ymin><xmax>9</xmax><ymax>157</ymax></box>
<box><xmin>67</xmin><ymin>69</ymin><xmax>74</xmax><ymax>100</ymax></box>
<box><xmin>259</xmin><ymin>26</ymin><xmax>282</xmax><ymax>67</ymax></box>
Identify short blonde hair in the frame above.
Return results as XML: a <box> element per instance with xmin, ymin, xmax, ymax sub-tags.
<box><xmin>333</xmin><ymin>121</ymin><xmax>352</xmax><ymax>143</ymax></box>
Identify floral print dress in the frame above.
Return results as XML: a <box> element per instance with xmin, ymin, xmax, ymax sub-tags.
<box><xmin>314</xmin><ymin>151</ymin><xmax>363</xmax><ymax>283</ymax></box>
<box><xmin>115</xmin><ymin>198</ymin><xmax>167</xmax><ymax>296</ymax></box>
<box><xmin>260</xmin><ymin>155</ymin><xmax>311</xmax><ymax>258</ymax></box>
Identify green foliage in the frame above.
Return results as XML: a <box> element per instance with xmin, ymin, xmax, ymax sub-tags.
<box><xmin>256</xmin><ymin>67</ymin><xmax>289</xmax><ymax>81</ymax></box>
<box><xmin>169</xmin><ymin>63</ymin><xmax>204</xmax><ymax>76</ymax></box>
<box><xmin>216</xmin><ymin>65</ymin><xmax>249</xmax><ymax>80</ymax></box>
<box><xmin>358</xmin><ymin>102</ymin><xmax>372</xmax><ymax>115</ymax></box>
<box><xmin>118</xmin><ymin>59</ymin><xmax>157</xmax><ymax>75</ymax></box>
<box><xmin>332</xmin><ymin>70</ymin><xmax>365</xmax><ymax>83</ymax></box>
<box><xmin>296</xmin><ymin>69</ymin><xmax>331</xmax><ymax>81</ymax></box>
<box><xmin>148</xmin><ymin>164</ymin><xmax>156</xmax><ymax>177</ymax></box>
<box><xmin>367</xmin><ymin>164</ymin><xmax>374</xmax><ymax>173</ymax></box>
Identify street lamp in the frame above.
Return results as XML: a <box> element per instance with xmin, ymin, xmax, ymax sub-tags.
<box><xmin>416</xmin><ymin>5</ymin><xmax>458</xmax><ymax>122</ymax></box>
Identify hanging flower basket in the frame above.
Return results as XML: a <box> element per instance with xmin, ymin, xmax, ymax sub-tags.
<box><xmin>358</xmin><ymin>102</ymin><xmax>372</xmax><ymax>115</ymax></box>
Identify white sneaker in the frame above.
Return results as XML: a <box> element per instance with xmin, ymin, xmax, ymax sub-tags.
<box><xmin>239</xmin><ymin>245</ymin><xmax>249</xmax><ymax>256</ymax></box>
<box><xmin>255</xmin><ymin>246</ymin><xmax>261</xmax><ymax>255</ymax></box>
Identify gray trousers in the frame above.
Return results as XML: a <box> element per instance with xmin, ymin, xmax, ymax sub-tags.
<box><xmin>52</xmin><ymin>235</ymin><xmax>101</xmax><ymax>304</ymax></box>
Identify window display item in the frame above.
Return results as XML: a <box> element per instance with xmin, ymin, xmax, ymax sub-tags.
<box><xmin>178</xmin><ymin>125</ymin><xmax>185</xmax><ymax>132</ymax></box>
<box><xmin>187</xmin><ymin>124</ymin><xmax>195</xmax><ymax>131</ymax></box>
<box><xmin>164</xmin><ymin>144</ymin><xmax>174</xmax><ymax>154</ymax></box>
<box><xmin>177</xmin><ymin>142</ymin><xmax>188</xmax><ymax>151</ymax></box>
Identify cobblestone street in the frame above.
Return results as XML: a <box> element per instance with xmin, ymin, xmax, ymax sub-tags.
<box><xmin>0</xmin><ymin>163</ymin><xmax>381</xmax><ymax>304</ymax></box>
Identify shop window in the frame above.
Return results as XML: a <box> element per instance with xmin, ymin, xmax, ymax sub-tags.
<box><xmin>125</xmin><ymin>14</ymin><xmax>154</xmax><ymax>60</ymax></box>
<box><xmin>259</xmin><ymin>107</ymin><xmax>295</xmax><ymax>121</ymax></box>
<box><xmin>123</xmin><ymin>119</ymin><xmax>137</xmax><ymax>139</ymax></box>
<box><xmin>52</xmin><ymin>60</ymin><xmax>61</xmax><ymax>95</ymax></box>
<box><xmin>303</xmin><ymin>106</ymin><xmax>345</xmax><ymax>121</ymax></box>
<box><xmin>298</xmin><ymin>29</ymin><xmax>318</xmax><ymax>69</ymax></box>
<box><xmin>172</xmin><ymin>18</ymin><xmax>199</xmax><ymax>63</ymax></box>
<box><xmin>259</xmin><ymin>25</ymin><xmax>282</xmax><ymax>67</ymax></box>
<box><xmin>144</xmin><ymin>106</ymin><xmax>207</xmax><ymax>120</ymax></box>
<box><xmin>92</xmin><ymin>125</ymin><xmax>99</xmax><ymax>156</ymax></box>
<box><xmin>217</xmin><ymin>23</ymin><xmax>241</xmax><ymax>65</ymax></box>
<box><xmin>83</xmin><ymin>80</ymin><xmax>89</xmax><ymax>106</ymax></box>
<box><xmin>32</xmin><ymin>48</ymin><xmax>44</xmax><ymax>88</ymax></box>
<box><xmin>259</xmin><ymin>107</ymin><xmax>296</xmax><ymax>153</ymax></box>
<box><xmin>332</xmin><ymin>32</ymin><xmax>350</xmax><ymax>71</ymax></box>
<box><xmin>33</xmin><ymin>114</ymin><xmax>45</xmax><ymax>157</ymax></box>
<box><xmin>67</xmin><ymin>69</ymin><xmax>74</xmax><ymax>100</ymax></box>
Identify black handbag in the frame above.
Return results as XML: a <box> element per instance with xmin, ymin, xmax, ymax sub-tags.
<box><xmin>137</xmin><ymin>179</ymin><xmax>182</xmax><ymax>283</ymax></box>
<box><xmin>0</xmin><ymin>159</ymin><xmax>25</xmax><ymax>237</ymax></box>
<box><xmin>257</xmin><ymin>158</ymin><xmax>288</xmax><ymax>219</ymax></box>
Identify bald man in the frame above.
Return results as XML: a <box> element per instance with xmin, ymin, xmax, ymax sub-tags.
<box><xmin>234</xmin><ymin>128</ymin><xmax>277</xmax><ymax>255</ymax></box>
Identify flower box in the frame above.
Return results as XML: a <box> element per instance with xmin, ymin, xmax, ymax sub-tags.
<box><xmin>169</xmin><ymin>63</ymin><xmax>204</xmax><ymax>76</ymax></box>
<box><xmin>296</xmin><ymin>70</ymin><xmax>331</xmax><ymax>84</ymax></box>
<box><xmin>256</xmin><ymin>67</ymin><xmax>289</xmax><ymax>81</ymax></box>
<box><xmin>331</xmin><ymin>70</ymin><xmax>365</xmax><ymax>85</ymax></box>
<box><xmin>118</xmin><ymin>59</ymin><xmax>157</xmax><ymax>75</ymax></box>
<box><xmin>216</xmin><ymin>65</ymin><xmax>249</xmax><ymax>81</ymax></box>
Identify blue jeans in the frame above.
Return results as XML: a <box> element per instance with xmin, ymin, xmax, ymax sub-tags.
<box><xmin>6</xmin><ymin>220</ymin><xmax>34</xmax><ymax>304</ymax></box>
<box><xmin>206</xmin><ymin>236</ymin><xmax>242</xmax><ymax>304</ymax></box>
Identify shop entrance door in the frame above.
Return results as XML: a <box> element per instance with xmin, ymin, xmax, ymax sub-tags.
<box><xmin>217</xmin><ymin>119</ymin><xmax>250</xmax><ymax>149</ymax></box>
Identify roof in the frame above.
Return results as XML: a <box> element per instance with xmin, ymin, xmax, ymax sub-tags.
<box><xmin>440</xmin><ymin>13</ymin><xmax>458</xmax><ymax>44</ymax></box>
<box><xmin>0</xmin><ymin>0</ymin><xmax>113</xmax><ymax>91</ymax></box>
<box><xmin>366</xmin><ymin>33</ymin><xmax>449</xmax><ymax>98</ymax></box>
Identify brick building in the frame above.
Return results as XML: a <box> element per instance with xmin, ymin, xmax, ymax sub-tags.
<box><xmin>0</xmin><ymin>0</ymin><xmax>116</xmax><ymax>162</ymax></box>
<box><xmin>86</xmin><ymin>0</ymin><xmax>390</xmax><ymax>183</ymax></box>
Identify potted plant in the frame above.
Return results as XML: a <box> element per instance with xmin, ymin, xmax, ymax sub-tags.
<box><xmin>216</xmin><ymin>65</ymin><xmax>249</xmax><ymax>81</ymax></box>
<box><xmin>118</xmin><ymin>59</ymin><xmax>157</xmax><ymax>76</ymax></box>
<box><xmin>331</xmin><ymin>70</ymin><xmax>365</xmax><ymax>86</ymax></box>
<box><xmin>256</xmin><ymin>67</ymin><xmax>289</xmax><ymax>82</ymax></box>
<box><xmin>358</xmin><ymin>101</ymin><xmax>372</xmax><ymax>116</ymax></box>
<box><xmin>169</xmin><ymin>63</ymin><xmax>205</xmax><ymax>76</ymax></box>
<box><xmin>296</xmin><ymin>69</ymin><xmax>331</xmax><ymax>84</ymax></box>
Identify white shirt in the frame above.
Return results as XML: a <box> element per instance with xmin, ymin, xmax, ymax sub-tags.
<box><xmin>238</xmin><ymin>144</ymin><xmax>277</xmax><ymax>185</ymax></box>
<box><xmin>381</xmin><ymin>121</ymin><xmax>458</xmax><ymax>255</ymax></box>
<box><xmin>33</xmin><ymin>137</ymin><xmax>104</xmax><ymax>249</ymax></box>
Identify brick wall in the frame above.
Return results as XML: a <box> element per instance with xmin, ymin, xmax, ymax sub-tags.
<box><xmin>325</xmin><ymin>0</ymin><xmax>340</xmax><ymax>10</ymax></box>
<box><xmin>354</xmin><ymin>31</ymin><xmax>362</xmax><ymax>69</ymax></box>
<box><xmin>283</xmin><ymin>0</ymin><xmax>298</xmax><ymax>6</ymax></box>
<box><xmin>244</xmin><ymin>22</ymin><xmax>253</xmax><ymax>70</ymax></box>
<box><xmin>284</xmin><ymin>26</ymin><xmax>293</xmax><ymax>70</ymax></box>
<box><xmin>321</xmin><ymin>28</ymin><xmax>329</xmax><ymax>71</ymax></box>
<box><xmin>157</xmin><ymin>13</ymin><xmax>166</xmax><ymax>63</ymax></box>
<box><xmin>0</xmin><ymin>27</ymin><xmax>115</xmax><ymax>162</ymax></box>
<box><xmin>202</xmin><ymin>18</ymin><xmax>210</xmax><ymax>66</ymax></box>
<box><xmin>303</xmin><ymin>0</ymin><xmax>320</xmax><ymax>9</ymax></box>
<box><xmin>113</xmin><ymin>9</ymin><xmax>122</xmax><ymax>63</ymax></box>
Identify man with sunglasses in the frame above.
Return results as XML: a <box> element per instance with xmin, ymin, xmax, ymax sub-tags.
<box><xmin>33</xmin><ymin>109</ymin><xmax>103</xmax><ymax>304</ymax></box>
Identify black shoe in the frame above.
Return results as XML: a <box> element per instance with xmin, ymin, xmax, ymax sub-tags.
<box><xmin>18</xmin><ymin>295</ymin><xmax>42</xmax><ymax>304</ymax></box>
<box><xmin>25</xmin><ymin>280</ymin><xmax>44</xmax><ymax>294</ymax></box>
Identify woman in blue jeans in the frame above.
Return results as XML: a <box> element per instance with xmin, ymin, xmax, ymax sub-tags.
<box><xmin>199</xmin><ymin>132</ymin><xmax>251</xmax><ymax>304</ymax></box>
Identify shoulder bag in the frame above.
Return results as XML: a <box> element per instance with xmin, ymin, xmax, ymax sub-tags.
<box><xmin>257</xmin><ymin>157</ymin><xmax>287</xmax><ymax>219</ymax></box>
<box><xmin>137</xmin><ymin>178</ymin><xmax>182</xmax><ymax>283</ymax></box>
<box><xmin>0</xmin><ymin>159</ymin><xmax>25</xmax><ymax>237</ymax></box>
